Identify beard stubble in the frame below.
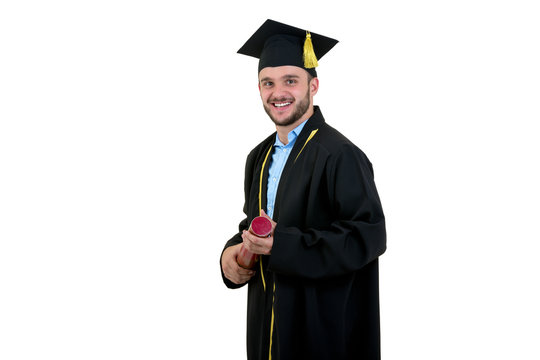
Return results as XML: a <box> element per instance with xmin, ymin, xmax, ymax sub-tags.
<box><xmin>263</xmin><ymin>88</ymin><xmax>311</xmax><ymax>127</ymax></box>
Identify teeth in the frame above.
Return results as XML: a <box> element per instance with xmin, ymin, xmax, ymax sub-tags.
<box><xmin>274</xmin><ymin>102</ymin><xmax>291</xmax><ymax>108</ymax></box>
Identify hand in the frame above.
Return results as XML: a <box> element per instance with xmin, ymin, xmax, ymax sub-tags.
<box><xmin>260</xmin><ymin>209</ymin><xmax>277</xmax><ymax>233</ymax></box>
<box><xmin>221</xmin><ymin>243</ymin><xmax>256</xmax><ymax>285</ymax></box>
<box><xmin>242</xmin><ymin>210</ymin><xmax>277</xmax><ymax>255</ymax></box>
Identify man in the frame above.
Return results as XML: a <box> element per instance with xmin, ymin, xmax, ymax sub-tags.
<box><xmin>220</xmin><ymin>19</ymin><xmax>386</xmax><ymax>360</ymax></box>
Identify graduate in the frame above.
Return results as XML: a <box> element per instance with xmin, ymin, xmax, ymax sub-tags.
<box><xmin>220</xmin><ymin>19</ymin><xmax>387</xmax><ymax>360</ymax></box>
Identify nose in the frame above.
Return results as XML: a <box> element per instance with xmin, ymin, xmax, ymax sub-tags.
<box><xmin>270</xmin><ymin>84</ymin><xmax>292</xmax><ymax>100</ymax></box>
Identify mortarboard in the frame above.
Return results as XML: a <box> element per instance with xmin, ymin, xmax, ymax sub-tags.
<box><xmin>237</xmin><ymin>19</ymin><xmax>339</xmax><ymax>77</ymax></box>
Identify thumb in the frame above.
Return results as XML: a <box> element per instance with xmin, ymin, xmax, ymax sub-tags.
<box><xmin>260</xmin><ymin>209</ymin><xmax>270</xmax><ymax>219</ymax></box>
<box><xmin>260</xmin><ymin>209</ymin><xmax>276</xmax><ymax>226</ymax></box>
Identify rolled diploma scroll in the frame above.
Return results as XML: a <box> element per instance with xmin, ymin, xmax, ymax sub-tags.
<box><xmin>237</xmin><ymin>216</ymin><xmax>272</xmax><ymax>269</ymax></box>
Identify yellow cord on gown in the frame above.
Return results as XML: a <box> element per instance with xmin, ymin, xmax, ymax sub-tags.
<box><xmin>258</xmin><ymin>130</ymin><xmax>317</xmax><ymax>360</ymax></box>
<box><xmin>258</xmin><ymin>145</ymin><xmax>273</xmax><ymax>292</ymax></box>
<box><xmin>295</xmin><ymin>129</ymin><xmax>318</xmax><ymax>162</ymax></box>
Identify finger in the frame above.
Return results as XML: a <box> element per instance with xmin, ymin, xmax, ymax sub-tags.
<box><xmin>243</xmin><ymin>230</ymin><xmax>264</xmax><ymax>245</ymax></box>
<box><xmin>232</xmin><ymin>275</ymin><xmax>250</xmax><ymax>285</ymax></box>
<box><xmin>228</xmin><ymin>268</ymin><xmax>255</xmax><ymax>284</ymax></box>
<box><xmin>237</xmin><ymin>267</ymin><xmax>256</xmax><ymax>276</ymax></box>
<box><xmin>240</xmin><ymin>264</ymin><xmax>256</xmax><ymax>273</ymax></box>
<box><xmin>225</xmin><ymin>268</ymin><xmax>245</xmax><ymax>284</ymax></box>
<box><xmin>244</xmin><ymin>232</ymin><xmax>271</xmax><ymax>255</ymax></box>
<box><xmin>241</xmin><ymin>231</ymin><xmax>257</xmax><ymax>251</ymax></box>
<box><xmin>224</xmin><ymin>257</ymin><xmax>255</xmax><ymax>283</ymax></box>
<box><xmin>243</xmin><ymin>237</ymin><xmax>260</xmax><ymax>254</ymax></box>
<box><xmin>259</xmin><ymin>210</ymin><xmax>277</xmax><ymax>227</ymax></box>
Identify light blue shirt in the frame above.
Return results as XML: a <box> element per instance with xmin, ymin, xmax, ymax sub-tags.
<box><xmin>266</xmin><ymin>119</ymin><xmax>308</xmax><ymax>219</ymax></box>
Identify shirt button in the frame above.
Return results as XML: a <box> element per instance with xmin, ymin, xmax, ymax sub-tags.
<box><xmin>273</xmin><ymin>177</ymin><xmax>277</xmax><ymax>182</ymax></box>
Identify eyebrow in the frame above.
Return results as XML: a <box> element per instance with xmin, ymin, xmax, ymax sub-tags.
<box><xmin>259</xmin><ymin>74</ymin><xmax>301</xmax><ymax>83</ymax></box>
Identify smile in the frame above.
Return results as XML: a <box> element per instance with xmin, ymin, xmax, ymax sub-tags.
<box><xmin>274</xmin><ymin>102</ymin><xmax>291</xmax><ymax>108</ymax></box>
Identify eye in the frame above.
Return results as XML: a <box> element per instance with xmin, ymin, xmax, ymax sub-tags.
<box><xmin>262</xmin><ymin>81</ymin><xmax>273</xmax><ymax>87</ymax></box>
<box><xmin>286</xmin><ymin>79</ymin><xmax>297</xmax><ymax>85</ymax></box>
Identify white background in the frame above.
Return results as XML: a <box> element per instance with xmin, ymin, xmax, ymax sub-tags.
<box><xmin>1</xmin><ymin>1</ymin><xmax>539</xmax><ymax>359</ymax></box>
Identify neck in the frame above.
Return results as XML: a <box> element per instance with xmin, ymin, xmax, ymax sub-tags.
<box><xmin>276</xmin><ymin>106</ymin><xmax>314</xmax><ymax>145</ymax></box>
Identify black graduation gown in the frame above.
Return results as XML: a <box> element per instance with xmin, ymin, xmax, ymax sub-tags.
<box><xmin>221</xmin><ymin>107</ymin><xmax>386</xmax><ymax>360</ymax></box>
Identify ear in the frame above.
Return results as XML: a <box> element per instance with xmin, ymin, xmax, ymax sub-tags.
<box><xmin>310</xmin><ymin>77</ymin><xmax>319</xmax><ymax>96</ymax></box>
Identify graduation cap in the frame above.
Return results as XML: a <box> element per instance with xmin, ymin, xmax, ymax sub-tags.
<box><xmin>237</xmin><ymin>19</ymin><xmax>339</xmax><ymax>77</ymax></box>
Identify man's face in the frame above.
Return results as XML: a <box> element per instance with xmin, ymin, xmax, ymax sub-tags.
<box><xmin>258</xmin><ymin>66</ymin><xmax>318</xmax><ymax>127</ymax></box>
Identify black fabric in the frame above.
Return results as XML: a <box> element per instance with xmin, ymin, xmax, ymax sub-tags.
<box><xmin>258</xmin><ymin>34</ymin><xmax>317</xmax><ymax>78</ymax></box>
<box><xmin>237</xmin><ymin>19</ymin><xmax>338</xmax><ymax>77</ymax></box>
<box><xmin>221</xmin><ymin>107</ymin><xmax>386</xmax><ymax>360</ymax></box>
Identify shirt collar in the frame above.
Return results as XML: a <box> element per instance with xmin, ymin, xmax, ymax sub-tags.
<box><xmin>273</xmin><ymin>118</ymin><xmax>309</xmax><ymax>147</ymax></box>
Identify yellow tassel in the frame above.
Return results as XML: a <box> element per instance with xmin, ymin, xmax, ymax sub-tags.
<box><xmin>303</xmin><ymin>31</ymin><xmax>318</xmax><ymax>69</ymax></box>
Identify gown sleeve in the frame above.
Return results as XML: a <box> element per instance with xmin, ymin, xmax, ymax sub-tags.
<box><xmin>268</xmin><ymin>143</ymin><xmax>386</xmax><ymax>279</ymax></box>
